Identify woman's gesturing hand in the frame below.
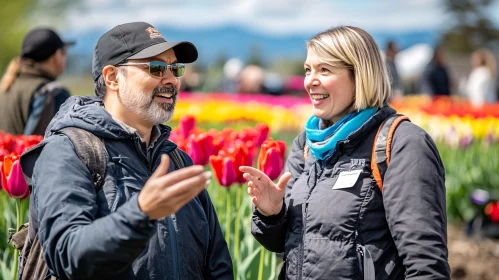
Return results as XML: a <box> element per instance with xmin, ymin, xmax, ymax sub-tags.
<box><xmin>239</xmin><ymin>166</ymin><xmax>292</xmax><ymax>216</ymax></box>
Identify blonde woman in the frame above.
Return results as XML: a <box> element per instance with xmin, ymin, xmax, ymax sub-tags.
<box><xmin>465</xmin><ymin>48</ymin><xmax>497</xmax><ymax>107</ymax></box>
<box><xmin>240</xmin><ymin>26</ymin><xmax>449</xmax><ymax>279</ymax></box>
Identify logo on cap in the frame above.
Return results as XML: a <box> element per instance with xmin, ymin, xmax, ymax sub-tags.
<box><xmin>146</xmin><ymin>27</ymin><xmax>164</xmax><ymax>40</ymax></box>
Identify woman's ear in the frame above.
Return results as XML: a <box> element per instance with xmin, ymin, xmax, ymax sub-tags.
<box><xmin>102</xmin><ymin>66</ymin><xmax>120</xmax><ymax>92</ymax></box>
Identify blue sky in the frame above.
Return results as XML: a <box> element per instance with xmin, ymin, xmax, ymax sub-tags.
<box><xmin>64</xmin><ymin>0</ymin><xmax>458</xmax><ymax>36</ymax></box>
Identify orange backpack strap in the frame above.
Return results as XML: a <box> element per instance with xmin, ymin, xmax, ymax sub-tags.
<box><xmin>371</xmin><ymin>114</ymin><xmax>410</xmax><ymax>192</ymax></box>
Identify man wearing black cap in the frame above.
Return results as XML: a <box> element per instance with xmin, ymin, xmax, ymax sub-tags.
<box><xmin>20</xmin><ymin>22</ymin><xmax>233</xmax><ymax>279</ymax></box>
<box><xmin>0</xmin><ymin>27</ymin><xmax>74</xmax><ymax>135</ymax></box>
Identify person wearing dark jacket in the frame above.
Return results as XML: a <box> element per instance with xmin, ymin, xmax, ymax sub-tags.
<box><xmin>420</xmin><ymin>46</ymin><xmax>451</xmax><ymax>96</ymax></box>
<box><xmin>240</xmin><ymin>26</ymin><xmax>450</xmax><ymax>279</ymax></box>
<box><xmin>20</xmin><ymin>22</ymin><xmax>233</xmax><ymax>279</ymax></box>
<box><xmin>0</xmin><ymin>28</ymin><xmax>73</xmax><ymax>135</ymax></box>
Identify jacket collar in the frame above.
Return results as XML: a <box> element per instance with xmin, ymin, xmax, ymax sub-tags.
<box><xmin>341</xmin><ymin>105</ymin><xmax>396</xmax><ymax>149</ymax></box>
<box><xmin>18</xmin><ymin>63</ymin><xmax>56</xmax><ymax>81</ymax></box>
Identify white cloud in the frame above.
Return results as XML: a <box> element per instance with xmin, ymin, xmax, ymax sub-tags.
<box><xmin>64</xmin><ymin>0</ymin><xmax>455</xmax><ymax>35</ymax></box>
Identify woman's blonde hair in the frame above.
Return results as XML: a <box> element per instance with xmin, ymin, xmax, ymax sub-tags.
<box><xmin>306</xmin><ymin>26</ymin><xmax>391</xmax><ymax>110</ymax></box>
<box><xmin>0</xmin><ymin>57</ymin><xmax>21</xmax><ymax>93</ymax></box>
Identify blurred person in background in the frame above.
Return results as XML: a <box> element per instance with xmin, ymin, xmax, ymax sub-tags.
<box><xmin>179</xmin><ymin>65</ymin><xmax>201</xmax><ymax>92</ymax></box>
<box><xmin>238</xmin><ymin>64</ymin><xmax>264</xmax><ymax>93</ymax></box>
<box><xmin>241</xmin><ymin>26</ymin><xmax>450</xmax><ymax>279</ymax></box>
<box><xmin>419</xmin><ymin>45</ymin><xmax>452</xmax><ymax>96</ymax></box>
<box><xmin>385</xmin><ymin>40</ymin><xmax>403</xmax><ymax>98</ymax></box>
<box><xmin>463</xmin><ymin>48</ymin><xmax>497</xmax><ymax>107</ymax></box>
<box><xmin>0</xmin><ymin>28</ymin><xmax>73</xmax><ymax>135</ymax></box>
<box><xmin>221</xmin><ymin>58</ymin><xmax>243</xmax><ymax>93</ymax></box>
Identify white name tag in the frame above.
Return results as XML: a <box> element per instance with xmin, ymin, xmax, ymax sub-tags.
<box><xmin>332</xmin><ymin>170</ymin><xmax>362</xmax><ymax>190</ymax></box>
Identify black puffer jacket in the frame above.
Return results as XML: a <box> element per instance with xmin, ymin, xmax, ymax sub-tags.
<box><xmin>252</xmin><ymin>106</ymin><xmax>450</xmax><ymax>279</ymax></box>
<box><xmin>22</xmin><ymin>96</ymin><xmax>233</xmax><ymax>280</ymax></box>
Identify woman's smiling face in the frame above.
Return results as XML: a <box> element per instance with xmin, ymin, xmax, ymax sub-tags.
<box><xmin>304</xmin><ymin>49</ymin><xmax>355</xmax><ymax>123</ymax></box>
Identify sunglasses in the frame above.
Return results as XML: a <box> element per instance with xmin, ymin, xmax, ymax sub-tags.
<box><xmin>116</xmin><ymin>61</ymin><xmax>185</xmax><ymax>78</ymax></box>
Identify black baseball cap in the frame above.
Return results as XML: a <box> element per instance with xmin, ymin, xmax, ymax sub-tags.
<box><xmin>92</xmin><ymin>22</ymin><xmax>198</xmax><ymax>81</ymax></box>
<box><xmin>21</xmin><ymin>28</ymin><xmax>75</xmax><ymax>62</ymax></box>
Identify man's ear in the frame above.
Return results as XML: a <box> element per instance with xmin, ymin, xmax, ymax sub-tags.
<box><xmin>102</xmin><ymin>66</ymin><xmax>120</xmax><ymax>92</ymax></box>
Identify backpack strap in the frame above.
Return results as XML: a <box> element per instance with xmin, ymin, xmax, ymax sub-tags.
<box><xmin>169</xmin><ymin>148</ymin><xmax>185</xmax><ymax>169</ymax></box>
<box><xmin>17</xmin><ymin>127</ymin><xmax>106</xmax><ymax>280</ymax></box>
<box><xmin>371</xmin><ymin>114</ymin><xmax>410</xmax><ymax>192</ymax></box>
<box><xmin>59</xmin><ymin>127</ymin><xmax>107</xmax><ymax>190</ymax></box>
<box><xmin>24</xmin><ymin>80</ymin><xmax>67</xmax><ymax>136</ymax></box>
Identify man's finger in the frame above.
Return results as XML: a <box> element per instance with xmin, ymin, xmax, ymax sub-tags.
<box><xmin>151</xmin><ymin>154</ymin><xmax>170</xmax><ymax>178</ymax></box>
<box><xmin>156</xmin><ymin>165</ymin><xmax>206</xmax><ymax>188</ymax></box>
<box><xmin>161</xmin><ymin>171</ymin><xmax>210</xmax><ymax>199</ymax></box>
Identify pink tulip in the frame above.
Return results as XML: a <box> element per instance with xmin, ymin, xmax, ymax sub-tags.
<box><xmin>255</xmin><ymin>123</ymin><xmax>270</xmax><ymax>146</ymax></box>
<box><xmin>187</xmin><ymin>133</ymin><xmax>214</xmax><ymax>166</ymax></box>
<box><xmin>188</xmin><ymin>135</ymin><xmax>204</xmax><ymax>165</ymax></box>
<box><xmin>180</xmin><ymin>115</ymin><xmax>196</xmax><ymax>139</ymax></box>
<box><xmin>1</xmin><ymin>155</ymin><xmax>29</xmax><ymax>199</ymax></box>
<box><xmin>169</xmin><ymin>127</ymin><xmax>183</xmax><ymax>143</ymax></box>
<box><xmin>259</xmin><ymin>148</ymin><xmax>284</xmax><ymax>181</ymax></box>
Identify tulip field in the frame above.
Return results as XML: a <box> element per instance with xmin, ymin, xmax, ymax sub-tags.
<box><xmin>1</xmin><ymin>93</ymin><xmax>499</xmax><ymax>279</ymax></box>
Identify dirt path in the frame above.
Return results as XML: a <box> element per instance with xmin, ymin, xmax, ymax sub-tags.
<box><xmin>448</xmin><ymin>224</ymin><xmax>499</xmax><ymax>279</ymax></box>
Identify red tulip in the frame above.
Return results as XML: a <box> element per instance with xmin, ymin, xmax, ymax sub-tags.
<box><xmin>0</xmin><ymin>149</ymin><xmax>8</xmax><ymax>161</ymax></box>
<box><xmin>0</xmin><ymin>133</ymin><xmax>14</xmax><ymax>152</ymax></box>
<box><xmin>175</xmin><ymin>139</ymin><xmax>188</xmax><ymax>153</ymax></box>
<box><xmin>14</xmin><ymin>138</ymin><xmax>27</xmax><ymax>155</ymax></box>
<box><xmin>485</xmin><ymin>202</ymin><xmax>499</xmax><ymax>223</ymax></box>
<box><xmin>237</xmin><ymin>127</ymin><xmax>256</xmax><ymax>145</ymax></box>
<box><xmin>209</xmin><ymin>154</ymin><xmax>237</xmax><ymax>187</ymax></box>
<box><xmin>257</xmin><ymin>139</ymin><xmax>286</xmax><ymax>181</ymax></box>
<box><xmin>208</xmin><ymin>129</ymin><xmax>225</xmax><ymax>156</ymax></box>
<box><xmin>1</xmin><ymin>154</ymin><xmax>29</xmax><ymax>199</ymax></box>
<box><xmin>224</xmin><ymin>140</ymin><xmax>253</xmax><ymax>184</ymax></box>
<box><xmin>220</xmin><ymin>128</ymin><xmax>235</xmax><ymax>144</ymax></box>
<box><xmin>14</xmin><ymin>135</ymin><xmax>43</xmax><ymax>154</ymax></box>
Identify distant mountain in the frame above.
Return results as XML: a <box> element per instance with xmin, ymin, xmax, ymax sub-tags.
<box><xmin>66</xmin><ymin>25</ymin><xmax>439</xmax><ymax>74</ymax></box>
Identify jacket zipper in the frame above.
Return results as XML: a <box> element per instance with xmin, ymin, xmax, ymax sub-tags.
<box><xmin>110</xmin><ymin>190</ymin><xmax>121</xmax><ymax>212</ymax></box>
<box><xmin>355</xmin><ymin>230</ymin><xmax>364</xmax><ymax>276</ymax></box>
<box><xmin>167</xmin><ymin>215</ymin><xmax>179</xmax><ymax>280</ymax></box>
<box><xmin>298</xmin><ymin>198</ymin><xmax>309</xmax><ymax>280</ymax></box>
<box><xmin>134</xmin><ymin>136</ymin><xmax>151</xmax><ymax>171</ymax></box>
<box><xmin>134</xmin><ymin>135</ymin><xmax>180</xmax><ymax>280</ymax></box>
<box><xmin>149</xmin><ymin>132</ymin><xmax>175</xmax><ymax>167</ymax></box>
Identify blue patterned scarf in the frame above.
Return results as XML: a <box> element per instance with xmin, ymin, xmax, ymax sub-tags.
<box><xmin>304</xmin><ymin>107</ymin><xmax>377</xmax><ymax>160</ymax></box>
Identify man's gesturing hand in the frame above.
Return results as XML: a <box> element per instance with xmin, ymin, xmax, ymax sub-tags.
<box><xmin>138</xmin><ymin>154</ymin><xmax>211</xmax><ymax>220</ymax></box>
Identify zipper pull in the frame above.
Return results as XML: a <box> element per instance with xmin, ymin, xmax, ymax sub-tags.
<box><xmin>170</xmin><ymin>213</ymin><xmax>178</xmax><ymax>232</ymax></box>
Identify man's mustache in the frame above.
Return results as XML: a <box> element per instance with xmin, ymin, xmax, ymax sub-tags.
<box><xmin>153</xmin><ymin>87</ymin><xmax>178</xmax><ymax>97</ymax></box>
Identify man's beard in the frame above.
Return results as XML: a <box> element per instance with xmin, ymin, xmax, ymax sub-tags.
<box><xmin>118</xmin><ymin>84</ymin><xmax>178</xmax><ymax>125</ymax></box>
